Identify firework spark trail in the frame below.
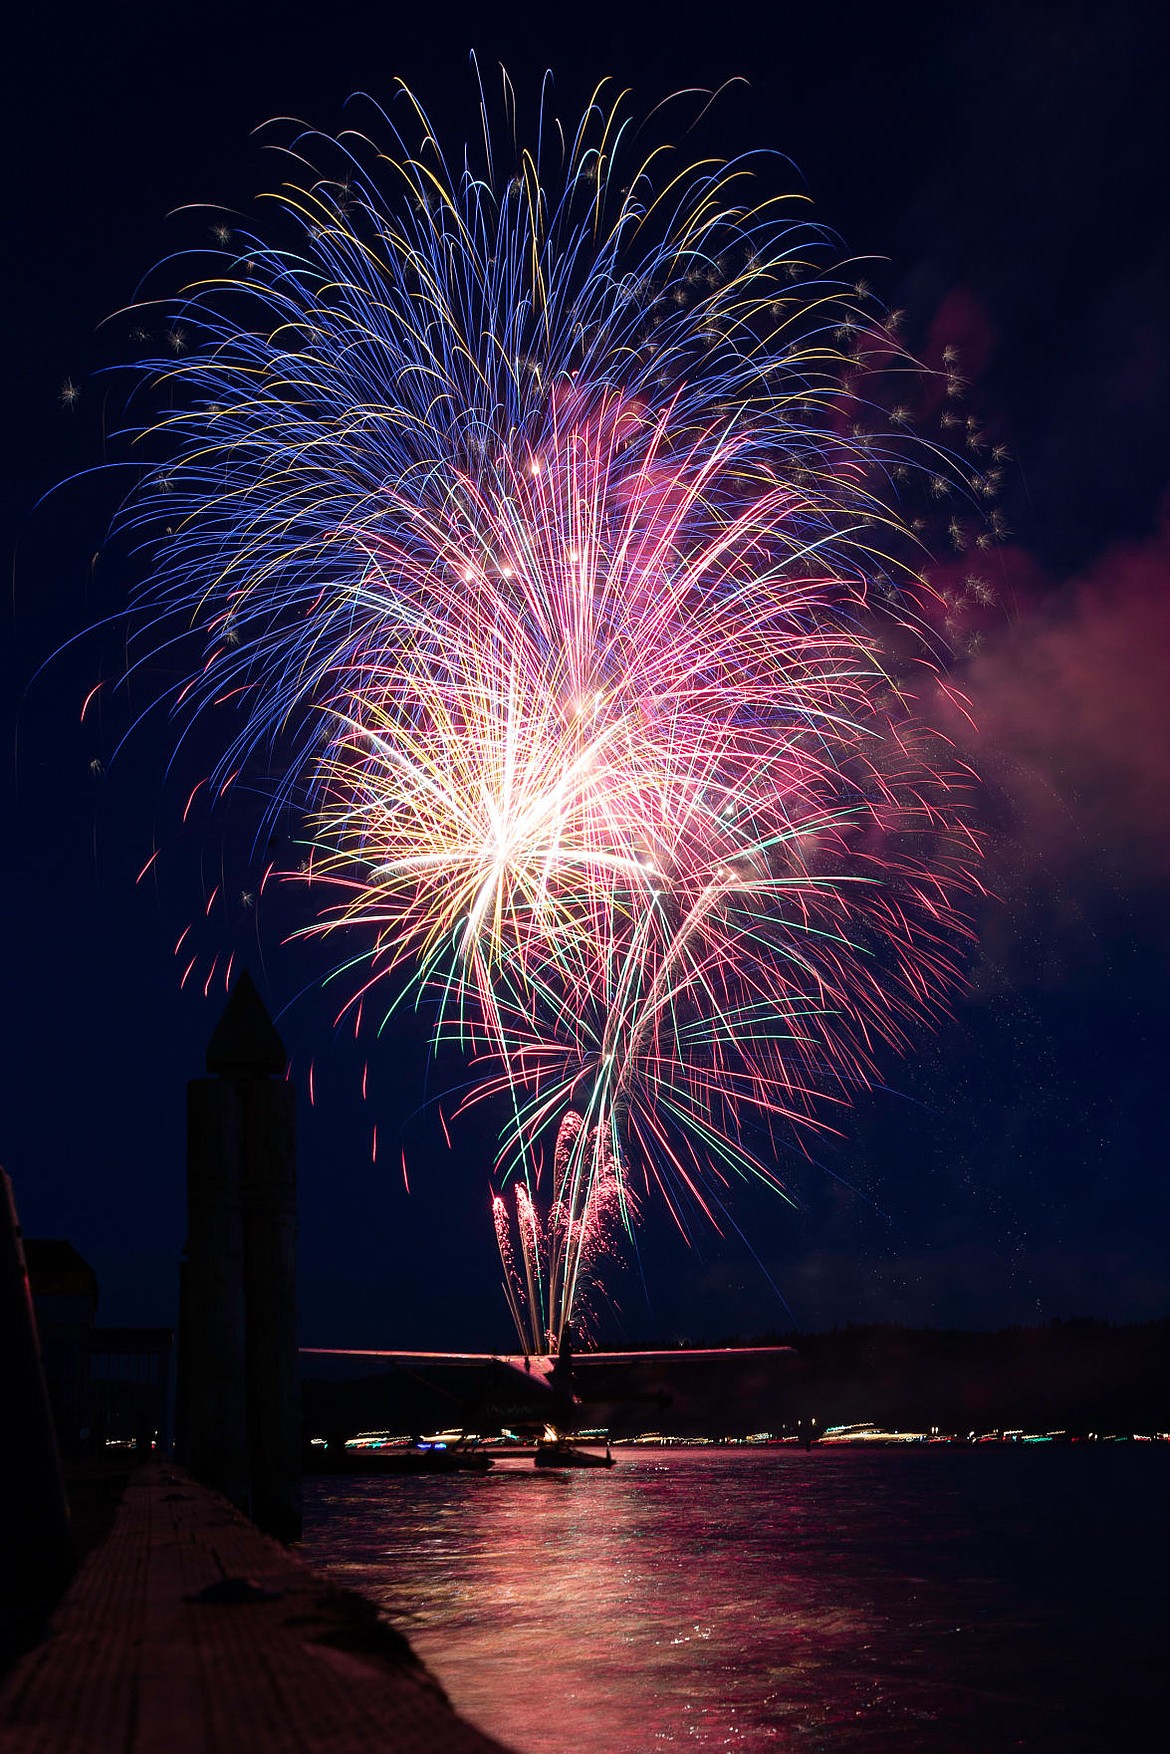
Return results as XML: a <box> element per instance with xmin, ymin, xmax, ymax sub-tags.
<box><xmin>302</xmin><ymin>394</ymin><xmax>979</xmax><ymax>1340</ymax></box>
<box><xmin>110</xmin><ymin>74</ymin><xmax>983</xmax><ymax>1350</ymax></box>
<box><xmin>494</xmin><ymin>1110</ymin><xmax>636</xmax><ymax>1351</ymax></box>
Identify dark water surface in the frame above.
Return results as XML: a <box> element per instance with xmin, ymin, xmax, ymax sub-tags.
<box><xmin>303</xmin><ymin>1448</ymin><xmax>1165</xmax><ymax>1752</ymax></box>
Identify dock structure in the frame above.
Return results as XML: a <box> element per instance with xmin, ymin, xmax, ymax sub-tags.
<box><xmin>181</xmin><ymin>970</ymin><xmax>301</xmax><ymax>1542</ymax></box>
<box><xmin>0</xmin><ymin>1465</ymin><xmax>515</xmax><ymax>1753</ymax></box>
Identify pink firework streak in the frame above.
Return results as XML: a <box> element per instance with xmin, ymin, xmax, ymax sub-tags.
<box><xmin>495</xmin><ymin>1112</ymin><xmax>637</xmax><ymax>1352</ymax></box>
<box><xmin>112</xmin><ymin>84</ymin><xmax>985</xmax><ymax>1348</ymax></box>
<box><xmin>305</xmin><ymin>386</ymin><xmax>981</xmax><ymax>1339</ymax></box>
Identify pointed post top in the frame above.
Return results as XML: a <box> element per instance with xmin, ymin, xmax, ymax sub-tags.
<box><xmin>206</xmin><ymin>970</ymin><xmax>288</xmax><ymax>1079</ymax></box>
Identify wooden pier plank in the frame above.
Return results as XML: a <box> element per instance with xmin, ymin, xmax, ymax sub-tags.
<box><xmin>0</xmin><ymin>1466</ymin><xmax>516</xmax><ymax>1753</ymax></box>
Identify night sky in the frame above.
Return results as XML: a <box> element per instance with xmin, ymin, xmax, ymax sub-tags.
<box><xmin>4</xmin><ymin>0</ymin><xmax>1168</xmax><ymax>1351</ymax></box>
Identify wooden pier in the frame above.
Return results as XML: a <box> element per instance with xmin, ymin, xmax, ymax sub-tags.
<box><xmin>0</xmin><ymin>1465</ymin><xmax>515</xmax><ymax>1753</ymax></box>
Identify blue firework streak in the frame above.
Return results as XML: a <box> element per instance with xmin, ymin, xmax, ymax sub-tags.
<box><xmin>102</xmin><ymin>73</ymin><xmax>983</xmax><ymax>1348</ymax></box>
<box><xmin>112</xmin><ymin>77</ymin><xmax>936</xmax><ymax>818</ymax></box>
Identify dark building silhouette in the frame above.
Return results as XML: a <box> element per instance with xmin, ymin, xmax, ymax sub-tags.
<box><xmin>178</xmin><ymin>971</ymin><xmax>301</xmax><ymax>1541</ymax></box>
<box><xmin>23</xmin><ymin>1239</ymin><xmax>97</xmax><ymax>1460</ymax></box>
<box><xmin>22</xmin><ymin>1240</ymin><xmax>174</xmax><ymax>1459</ymax></box>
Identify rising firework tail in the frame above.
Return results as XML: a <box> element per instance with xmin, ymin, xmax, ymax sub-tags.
<box><xmin>494</xmin><ymin>1112</ymin><xmax>635</xmax><ymax>1353</ymax></box>
<box><xmin>99</xmin><ymin>71</ymin><xmax>984</xmax><ymax>1350</ymax></box>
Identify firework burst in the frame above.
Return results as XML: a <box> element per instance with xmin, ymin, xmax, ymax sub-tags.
<box><xmin>495</xmin><ymin>1110</ymin><xmax>633</xmax><ymax>1353</ymax></box>
<box><xmin>109</xmin><ymin>73</ymin><xmax>982</xmax><ymax>1349</ymax></box>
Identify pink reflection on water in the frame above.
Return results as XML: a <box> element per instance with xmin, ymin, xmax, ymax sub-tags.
<box><xmin>305</xmin><ymin>1452</ymin><xmax>888</xmax><ymax>1751</ymax></box>
<box><xmin>304</xmin><ymin>1446</ymin><xmax>1164</xmax><ymax>1752</ymax></box>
